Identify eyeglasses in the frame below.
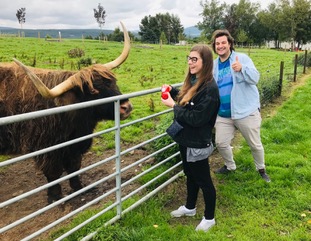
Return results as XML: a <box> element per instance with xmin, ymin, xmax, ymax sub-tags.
<box><xmin>187</xmin><ymin>56</ymin><xmax>201</xmax><ymax>63</ymax></box>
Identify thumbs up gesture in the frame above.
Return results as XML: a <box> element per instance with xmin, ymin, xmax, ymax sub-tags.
<box><xmin>232</xmin><ymin>56</ymin><xmax>242</xmax><ymax>72</ymax></box>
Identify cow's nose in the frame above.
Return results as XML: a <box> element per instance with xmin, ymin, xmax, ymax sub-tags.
<box><xmin>120</xmin><ymin>101</ymin><xmax>133</xmax><ymax>119</ymax></box>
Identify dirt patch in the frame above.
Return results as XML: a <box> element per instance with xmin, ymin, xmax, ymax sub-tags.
<box><xmin>0</xmin><ymin>148</ymin><xmax>150</xmax><ymax>241</ymax></box>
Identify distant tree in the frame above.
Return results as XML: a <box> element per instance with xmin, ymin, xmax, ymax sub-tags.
<box><xmin>139</xmin><ymin>15</ymin><xmax>161</xmax><ymax>43</ymax></box>
<box><xmin>178</xmin><ymin>32</ymin><xmax>185</xmax><ymax>41</ymax></box>
<box><xmin>156</xmin><ymin>13</ymin><xmax>172</xmax><ymax>43</ymax></box>
<box><xmin>16</xmin><ymin>8</ymin><xmax>26</xmax><ymax>30</ymax></box>
<box><xmin>233</xmin><ymin>0</ymin><xmax>260</xmax><ymax>38</ymax></box>
<box><xmin>139</xmin><ymin>13</ymin><xmax>184</xmax><ymax>44</ymax></box>
<box><xmin>257</xmin><ymin>3</ymin><xmax>283</xmax><ymax>47</ymax></box>
<box><xmin>170</xmin><ymin>14</ymin><xmax>184</xmax><ymax>43</ymax></box>
<box><xmin>196</xmin><ymin>0</ymin><xmax>311</xmax><ymax>47</ymax></box>
<box><xmin>197</xmin><ymin>0</ymin><xmax>227</xmax><ymax>39</ymax></box>
<box><xmin>108</xmin><ymin>27</ymin><xmax>123</xmax><ymax>42</ymax></box>
<box><xmin>287</xmin><ymin>0</ymin><xmax>311</xmax><ymax>49</ymax></box>
<box><xmin>223</xmin><ymin>4</ymin><xmax>239</xmax><ymax>35</ymax></box>
<box><xmin>160</xmin><ymin>31</ymin><xmax>167</xmax><ymax>44</ymax></box>
<box><xmin>93</xmin><ymin>3</ymin><xmax>106</xmax><ymax>39</ymax></box>
<box><xmin>108</xmin><ymin>27</ymin><xmax>135</xmax><ymax>42</ymax></box>
<box><xmin>258</xmin><ymin>0</ymin><xmax>311</xmax><ymax>49</ymax></box>
<box><xmin>236</xmin><ymin>29</ymin><xmax>248</xmax><ymax>46</ymax></box>
<box><xmin>84</xmin><ymin>35</ymin><xmax>93</xmax><ymax>40</ymax></box>
<box><xmin>248</xmin><ymin>14</ymin><xmax>269</xmax><ymax>46</ymax></box>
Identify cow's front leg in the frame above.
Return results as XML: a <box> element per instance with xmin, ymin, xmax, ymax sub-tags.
<box><xmin>36</xmin><ymin>156</ymin><xmax>64</xmax><ymax>204</ymax></box>
<box><xmin>47</xmin><ymin>182</ymin><xmax>62</xmax><ymax>204</ymax></box>
<box><xmin>69</xmin><ymin>176</ymin><xmax>83</xmax><ymax>191</ymax></box>
<box><xmin>65</xmin><ymin>156</ymin><xmax>83</xmax><ymax>192</ymax></box>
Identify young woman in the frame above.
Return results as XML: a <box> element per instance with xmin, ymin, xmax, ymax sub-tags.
<box><xmin>161</xmin><ymin>44</ymin><xmax>220</xmax><ymax>232</ymax></box>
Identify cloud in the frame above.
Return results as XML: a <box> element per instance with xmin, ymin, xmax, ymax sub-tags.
<box><xmin>0</xmin><ymin>0</ymin><xmax>271</xmax><ymax>31</ymax></box>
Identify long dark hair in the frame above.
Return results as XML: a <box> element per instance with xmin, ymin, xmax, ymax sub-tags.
<box><xmin>211</xmin><ymin>29</ymin><xmax>235</xmax><ymax>53</ymax></box>
<box><xmin>178</xmin><ymin>44</ymin><xmax>214</xmax><ymax>106</ymax></box>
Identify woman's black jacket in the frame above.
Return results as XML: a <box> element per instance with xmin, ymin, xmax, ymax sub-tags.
<box><xmin>170</xmin><ymin>79</ymin><xmax>220</xmax><ymax>148</ymax></box>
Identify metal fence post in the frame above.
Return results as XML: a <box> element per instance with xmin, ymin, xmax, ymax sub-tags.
<box><xmin>114</xmin><ymin>100</ymin><xmax>122</xmax><ymax>217</ymax></box>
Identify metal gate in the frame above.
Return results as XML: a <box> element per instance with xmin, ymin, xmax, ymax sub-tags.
<box><xmin>0</xmin><ymin>84</ymin><xmax>183</xmax><ymax>240</ymax></box>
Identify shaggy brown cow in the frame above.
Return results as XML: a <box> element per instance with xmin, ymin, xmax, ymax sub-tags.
<box><xmin>0</xmin><ymin>22</ymin><xmax>133</xmax><ymax>203</ymax></box>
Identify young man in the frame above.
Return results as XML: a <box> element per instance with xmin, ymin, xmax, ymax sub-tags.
<box><xmin>211</xmin><ymin>29</ymin><xmax>271</xmax><ymax>182</ymax></box>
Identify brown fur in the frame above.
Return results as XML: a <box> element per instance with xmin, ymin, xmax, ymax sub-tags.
<box><xmin>0</xmin><ymin>62</ymin><xmax>132</xmax><ymax>203</ymax></box>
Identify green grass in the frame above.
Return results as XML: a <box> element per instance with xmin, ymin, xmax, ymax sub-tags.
<box><xmin>0</xmin><ymin>37</ymin><xmax>305</xmax><ymax>152</ymax></box>
<box><xmin>1</xmin><ymin>37</ymin><xmax>310</xmax><ymax>239</ymax></box>
<box><xmin>83</xmin><ymin>76</ymin><xmax>311</xmax><ymax>241</ymax></box>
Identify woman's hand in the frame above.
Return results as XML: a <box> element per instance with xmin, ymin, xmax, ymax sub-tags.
<box><xmin>161</xmin><ymin>92</ymin><xmax>175</xmax><ymax>108</ymax></box>
<box><xmin>161</xmin><ymin>84</ymin><xmax>172</xmax><ymax>92</ymax></box>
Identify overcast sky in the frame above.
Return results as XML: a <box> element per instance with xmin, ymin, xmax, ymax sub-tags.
<box><xmin>0</xmin><ymin>0</ymin><xmax>272</xmax><ymax>31</ymax></box>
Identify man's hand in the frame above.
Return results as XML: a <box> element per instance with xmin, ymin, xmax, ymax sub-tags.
<box><xmin>232</xmin><ymin>56</ymin><xmax>242</xmax><ymax>72</ymax></box>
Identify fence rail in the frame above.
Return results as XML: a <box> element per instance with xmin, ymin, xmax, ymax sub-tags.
<box><xmin>0</xmin><ymin>84</ymin><xmax>183</xmax><ymax>241</ymax></box>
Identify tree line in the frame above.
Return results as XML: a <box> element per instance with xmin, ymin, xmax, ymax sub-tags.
<box><xmin>197</xmin><ymin>0</ymin><xmax>311</xmax><ymax>49</ymax></box>
<box><xmin>139</xmin><ymin>0</ymin><xmax>311</xmax><ymax>48</ymax></box>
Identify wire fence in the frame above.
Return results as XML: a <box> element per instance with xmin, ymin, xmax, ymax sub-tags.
<box><xmin>258</xmin><ymin>50</ymin><xmax>309</xmax><ymax>106</ymax></box>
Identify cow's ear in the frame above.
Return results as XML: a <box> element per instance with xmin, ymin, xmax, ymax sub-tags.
<box><xmin>54</xmin><ymin>92</ymin><xmax>77</xmax><ymax>106</ymax></box>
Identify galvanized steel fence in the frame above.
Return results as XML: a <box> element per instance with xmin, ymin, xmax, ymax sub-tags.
<box><xmin>0</xmin><ymin>84</ymin><xmax>183</xmax><ymax>241</ymax></box>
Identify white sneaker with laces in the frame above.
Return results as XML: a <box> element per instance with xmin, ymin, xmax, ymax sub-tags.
<box><xmin>170</xmin><ymin>205</ymin><xmax>196</xmax><ymax>217</ymax></box>
<box><xmin>195</xmin><ymin>217</ymin><xmax>215</xmax><ymax>232</ymax></box>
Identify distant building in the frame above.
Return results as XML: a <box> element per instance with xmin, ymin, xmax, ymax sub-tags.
<box><xmin>266</xmin><ymin>41</ymin><xmax>311</xmax><ymax>50</ymax></box>
<box><xmin>175</xmin><ymin>40</ymin><xmax>187</xmax><ymax>46</ymax></box>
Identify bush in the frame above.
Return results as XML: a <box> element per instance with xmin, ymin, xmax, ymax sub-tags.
<box><xmin>68</xmin><ymin>48</ymin><xmax>85</xmax><ymax>58</ymax></box>
<box><xmin>77</xmin><ymin>57</ymin><xmax>92</xmax><ymax>69</ymax></box>
<box><xmin>258</xmin><ymin>76</ymin><xmax>281</xmax><ymax>105</ymax></box>
<box><xmin>84</xmin><ymin>35</ymin><xmax>93</xmax><ymax>40</ymax></box>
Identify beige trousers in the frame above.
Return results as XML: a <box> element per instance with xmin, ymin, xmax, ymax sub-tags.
<box><xmin>215</xmin><ymin>110</ymin><xmax>266</xmax><ymax>171</ymax></box>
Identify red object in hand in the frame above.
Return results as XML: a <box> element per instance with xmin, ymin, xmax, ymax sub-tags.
<box><xmin>161</xmin><ymin>86</ymin><xmax>170</xmax><ymax>99</ymax></box>
<box><xmin>161</xmin><ymin>92</ymin><xmax>169</xmax><ymax>99</ymax></box>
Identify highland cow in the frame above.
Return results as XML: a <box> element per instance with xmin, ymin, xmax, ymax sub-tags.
<box><xmin>0</xmin><ymin>22</ymin><xmax>132</xmax><ymax>203</ymax></box>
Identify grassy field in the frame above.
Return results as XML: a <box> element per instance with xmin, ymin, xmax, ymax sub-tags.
<box><xmin>0</xmin><ymin>37</ymin><xmax>305</xmax><ymax>146</ymax></box>
<box><xmin>68</xmin><ymin>75</ymin><xmax>311</xmax><ymax>241</ymax></box>
<box><xmin>0</xmin><ymin>36</ymin><xmax>303</xmax><ymax>102</ymax></box>
<box><xmin>1</xmin><ymin>37</ymin><xmax>310</xmax><ymax>240</ymax></box>
<box><xmin>0</xmin><ymin>37</ymin><xmax>302</xmax><ymax>89</ymax></box>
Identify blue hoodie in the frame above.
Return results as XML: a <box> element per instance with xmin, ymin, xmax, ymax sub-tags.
<box><xmin>213</xmin><ymin>50</ymin><xmax>260</xmax><ymax>120</ymax></box>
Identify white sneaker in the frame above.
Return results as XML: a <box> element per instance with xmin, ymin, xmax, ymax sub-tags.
<box><xmin>170</xmin><ymin>205</ymin><xmax>196</xmax><ymax>217</ymax></box>
<box><xmin>195</xmin><ymin>217</ymin><xmax>215</xmax><ymax>232</ymax></box>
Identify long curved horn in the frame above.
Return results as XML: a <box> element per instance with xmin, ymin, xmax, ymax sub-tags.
<box><xmin>13</xmin><ymin>21</ymin><xmax>131</xmax><ymax>98</ymax></box>
<box><xmin>13</xmin><ymin>58</ymin><xmax>78</xmax><ymax>98</ymax></box>
<box><xmin>103</xmin><ymin>21</ymin><xmax>131</xmax><ymax>69</ymax></box>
